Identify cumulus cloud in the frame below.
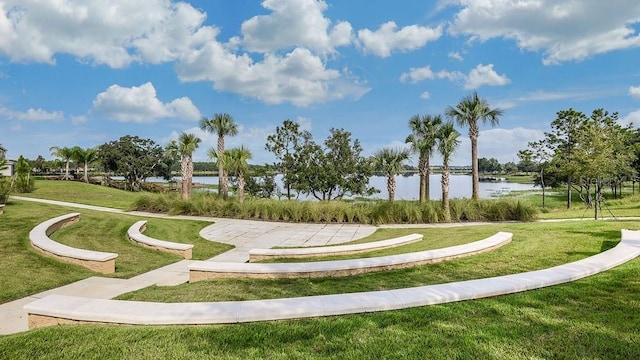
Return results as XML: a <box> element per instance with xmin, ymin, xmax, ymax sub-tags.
<box><xmin>400</xmin><ymin>65</ymin><xmax>464</xmax><ymax>83</ymax></box>
<box><xmin>464</xmin><ymin>64</ymin><xmax>511</xmax><ymax>89</ymax></box>
<box><xmin>0</xmin><ymin>0</ymin><xmax>214</xmax><ymax>68</ymax></box>
<box><xmin>92</xmin><ymin>82</ymin><xmax>201</xmax><ymax>123</ymax></box>
<box><xmin>0</xmin><ymin>106</ymin><xmax>64</xmax><ymax>121</ymax></box>
<box><xmin>420</xmin><ymin>91</ymin><xmax>431</xmax><ymax>100</ymax></box>
<box><xmin>629</xmin><ymin>86</ymin><xmax>640</xmax><ymax>100</ymax></box>
<box><xmin>177</xmin><ymin>47</ymin><xmax>369</xmax><ymax>106</ymax></box>
<box><xmin>400</xmin><ymin>63</ymin><xmax>508</xmax><ymax>90</ymax></box>
<box><xmin>357</xmin><ymin>21</ymin><xmax>442</xmax><ymax>57</ymax></box>
<box><xmin>240</xmin><ymin>0</ymin><xmax>352</xmax><ymax>54</ymax></box>
<box><xmin>449</xmin><ymin>0</ymin><xmax>640</xmax><ymax>65</ymax></box>
<box><xmin>622</xmin><ymin>110</ymin><xmax>640</xmax><ymax>127</ymax></box>
<box><xmin>448</xmin><ymin>51</ymin><xmax>464</xmax><ymax>61</ymax></box>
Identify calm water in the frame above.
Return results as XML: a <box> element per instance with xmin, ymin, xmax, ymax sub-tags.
<box><xmin>171</xmin><ymin>174</ymin><xmax>537</xmax><ymax>200</ymax></box>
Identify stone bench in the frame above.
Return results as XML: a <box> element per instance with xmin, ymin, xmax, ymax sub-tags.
<box><xmin>189</xmin><ymin>232</ymin><xmax>513</xmax><ymax>282</ymax></box>
<box><xmin>248</xmin><ymin>233</ymin><xmax>423</xmax><ymax>262</ymax></box>
<box><xmin>29</xmin><ymin>213</ymin><xmax>118</xmax><ymax>274</ymax></box>
<box><xmin>23</xmin><ymin>230</ymin><xmax>640</xmax><ymax>329</ymax></box>
<box><xmin>127</xmin><ymin>220</ymin><xmax>193</xmax><ymax>259</ymax></box>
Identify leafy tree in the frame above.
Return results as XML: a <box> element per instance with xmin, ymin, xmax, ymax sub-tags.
<box><xmin>72</xmin><ymin>147</ymin><xmax>100</xmax><ymax>183</ymax></box>
<box><xmin>295</xmin><ymin>129</ymin><xmax>375</xmax><ymax>201</ymax></box>
<box><xmin>31</xmin><ymin>155</ymin><xmax>46</xmax><ymax>174</ymax></box>
<box><xmin>245</xmin><ymin>164</ymin><xmax>278</xmax><ymax>199</ymax></box>
<box><xmin>436</xmin><ymin>123</ymin><xmax>461</xmax><ymax>222</ymax></box>
<box><xmin>545</xmin><ymin>108</ymin><xmax>587</xmax><ymax>209</ymax></box>
<box><xmin>406</xmin><ymin>114</ymin><xmax>442</xmax><ymax>202</ymax></box>
<box><xmin>446</xmin><ymin>92</ymin><xmax>503</xmax><ymax>200</ymax></box>
<box><xmin>519</xmin><ymin>140</ymin><xmax>552</xmax><ymax>208</ymax></box>
<box><xmin>572</xmin><ymin>109</ymin><xmax>632</xmax><ymax>219</ymax></box>
<box><xmin>12</xmin><ymin>155</ymin><xmax>34</xmax><ymax>193</ymax></box>
<box><xmin>222</xmin><ymin>146</ymin><xmax>252</xmax><ymax>203</ymax></box>
<box><xmin>265</xmin><ymin>119</ymin><xmax>307</xmax><ymax>200</ymax></box>
<box><xmin>167</xmin><ymin>133</ymin><xmax>202</xmax><ymax>200</ymax></box>
<box><xmin>503</xmin><ymin>161</ymin><xmax>518</xmax><ymax>174</ymax></box>
<box><xmin>99</xmin><ymin>136</ymin><xmax>171</xmax><ymax>191</ymax></box>
<box><xmin>371</xmin><ymin>147</ymin><xmax>410</xmax><ymax>203</ymax></box>
<box><xmin>477</xmin><ymin>157</ymin><xmax>502</xmax><ymax>173</ymax></box>
<box><xmin>199</xmin><ymin>113</ymin><xmax>238</xmax><ymax>200</ymax></box>
<box><xmin>49</xmin><ymin>146</ymin><xmax>75</xmax><ymax>180</ymax></box>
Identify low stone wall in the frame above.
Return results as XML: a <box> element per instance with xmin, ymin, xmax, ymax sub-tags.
<box><xmin>29</xmin><ymin>213</ymin><xmax>118</xmax><ymax>274</ymax></box>
<box><xmin>127</xmin><ymin>220</ymin><xmax>193</xmax><ymax>259</ymax></box>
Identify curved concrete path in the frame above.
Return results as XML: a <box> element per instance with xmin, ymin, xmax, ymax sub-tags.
<box><xmin>23</xmin><ymin>230</ymin><xmax>640</xmax><ymax>328</ymax></box>
<box><xmin>0</xmin><ymin>196</ymin><xmax>375</xmax><ymax>335</ymax></box>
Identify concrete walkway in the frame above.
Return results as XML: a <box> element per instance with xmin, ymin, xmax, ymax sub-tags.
<box><xmin>0</xmin><ymin>197</ymin><xmax>376</xmax><ymax>335</ymax></box>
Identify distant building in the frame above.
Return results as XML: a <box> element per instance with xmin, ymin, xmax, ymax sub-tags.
<box><xmin>0</xmin><ymin>145</ymin><xmax>15</xmax><ymax>177</ymax></box>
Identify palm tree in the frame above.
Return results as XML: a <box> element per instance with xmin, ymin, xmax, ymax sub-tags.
<box><xmin>167</xmin><ymin>133</ymin><xmax>202</xmax><ymax>200</ymax></box>
<box><xmin>71</xmin><ymin>147</ymin><xmax>100</xmax><ymax>183</ymax></box>
<box><xmin>406</xmin><ymin>114</ymin><xmax>443</xmax><ymax>202</ymax></box>
<box><xmin>445</xmin><ymin>92</ymin><xmax>503</xmax><ymax>200</ymax></box>
<box><xmin>221</xmin><ymin>146</ymin><xmax>252</xmax><ymax>203</ymax></box>
<box><xmin>49</xmin><ymin>146</ymin><xmax>75</xmax><ymax>180</ymax></box>
<box><xmin>371</xmin><ymin>147</ymin><xmax>410</xmax><ymax>203</ymax></box>
<box><xmin>437</xmin><ymin>122</ymin><xmax>461</xmax><ymax>222</ymax></box>
<box><xmin>199</xmin><ymin>113</ymin><xmax>238</xmax><ymax>200</ymax></box>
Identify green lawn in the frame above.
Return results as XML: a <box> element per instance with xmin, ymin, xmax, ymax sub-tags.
<box><xmin>0</xmin><ymin>220</ymin><xmax>638</xmax><ymax>359</ymax></box>
<box><xmin>1</xmin><ymin>180</ymin><xmax>640</xmax><ymax>358</ymax></box>
<box><xmin>17</xmin><ymin>180</ymin><xmax>141</xmax><ymax>210</ymax></box>
<box><xmin>0</xmin><ymin>199</ymin><xmax>231</xmax><ymax>303</ymax></box>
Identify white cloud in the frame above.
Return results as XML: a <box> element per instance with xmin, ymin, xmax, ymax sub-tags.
<box><xmin>0</xmin><ymin>106</ymin><xmax>64</xmax><ymax>121</ymax></box>
<box><xmin>448</xmin><ymin>51</ymin><xmax>464</xmax><ymax>61</ymax></box>
<box><xmin>400</xmin><ymin>65</ymin><xmax>464</xmax><ymax>83</ymax></box>
<box><xmin>420</xmin><ymin>91</ymin><xmax>431</xmax><ymax>100</ymax></box>
<box><xmin>92</xmin><ymin>82</ymin><xmax>201</xmax><ymax>123</ymax></box>
<box><xmin>622</xmin><ymin>110</ymin><xmax>640</xmax><ymax>127</ymax></box>
<box><xmin>240</xmin><ymin>0</ymin><xmax>352</xmax><ymax>54</ymax></box>
<box><xmin>400</xmin><ymin>63</ymin><xmax>507</xmax><ymax>89</ymax></box>
<box><xmin>177</xmin><ymin>46</ymin><xmax>369</xmax><ymax>107</ymax></box>
<box><xmin>629</xmin><ymin>86</ymin><xmax>640</xmax><ymax>100</ymax></box>
<box><xmin>449</xmin><ymin>0</ymin><xmax>640</xmax><ymax>65</ymax></box>
<box><xmin>0</xmin><ymin>0</ymin><xmax>214</xmax><ymax>68</ymax></box>
<box><xmin>464</xmin><ymin>64</ymin><xmax>510</xmax><ymax>90</ymax></box>
<box><xmin>357</xmin><ymin>21</ymin><xmax>442</xmax><ymax>57</ymax></box>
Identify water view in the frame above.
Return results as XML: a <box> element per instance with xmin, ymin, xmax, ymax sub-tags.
<box><xmin>175</xmin><ymin>174</ymin><xmax>538</xmax><ymax>201</ymax></box>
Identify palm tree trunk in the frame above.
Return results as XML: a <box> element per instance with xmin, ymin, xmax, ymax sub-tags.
<box><xmin>387</xmin><ymin>174</ymin><xmax>396</xmax><ymax>203</ymax></box>
<box><xmin>217</xmin><ymin>135</ymin><xmax>226</xmax><ymax>200</ymax></box>
<box><xmin>442</xmin><ymin>164</ymin><xmax>451</xmax><ymax>222</ymax></box>
<box><xmin>471</xmin><ymin>135</ymin><xmax>479</xmax><ymax>200</ymax></box>
<box><xmin>238</xmin><ymin>170</ymin><xmax>245</xmax><ymax>203</ymax></box>
<box><xmin>181</xmin><ymin>156</ymin><xmax>190</xmax><ymax>199</ymax></box>
<box><xmin>418</xmin><ymin>155</ymin><xmax>428</xmax><ymax>202</ymax></box>
<box><xmin>64</xmin><ymin>160</ymin><xmax>70</xmax><ymax>180</ymax></box>
<box><xmin>83</xmin><ymin>162</ymin><xmax>89</xmax><ymax>183</ymax></box>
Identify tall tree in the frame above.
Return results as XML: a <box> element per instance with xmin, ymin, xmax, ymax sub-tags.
<box><xmin>371</xmin><ymin>148</ymin><xmax>410</xmax><ymax>203</ymax></box>
<box><xmin>199</xmin><ymin>113</ymin><xmax>238</xmax><ymax>200</ymax></box>
<box><xmin>436</xmin><ymin>123</ymin><xmax>461</xmax><ymax>222</ymax></box>
<box><xmin>265</xmin><ymin>119</ymin><xmax>307</xmax><ymax>200</ymax></box>
<box><xmin>445</xmin><ymin>92</ymin><xmax>503</xmax><ymax>200</ymax></box>
<box><xmin>12</xmin><ymin>155</ymin><xmax>34</xmax><ymax>193</ymax></box>
<box><xmin>518</xmin><ymin>140</ymin><xmax>552</xmax><ymax>208</ymax></box>
<box><xmin>167</xmin><ymin>133</ymin><xmax>202</xmax><ymax>200</ymax></box>
<box><xmin>222</xmin><ymin>146</ymin><xmax>252</xmax><ymax>203</ymax></box>
<box><xmin>406</xmin><ymin>114</ymin><xmax>442</xmax><ymax>202</ymax></box>
<box><xmin>49</xmin><ymin>146</ymin><xmax>75</xmax><ymax>180</ymax></box>
<box><xmin>72</xmin><ymin>147</ymin><xmax>100</xmax><ymax>183</ymax></box>
<box><xmin>546</xmin><ymin>108</ymin><xmax>587</xmax><ymax>209</ymax></box>
<box><xmin>99</xmin><ymin>136</ymin><xmax>171</xmax><ymax>191</ymax></box>
<box><xmin>573</xmin><ymin>109</ymin><xmax>632</xmax><ymax>219</ymax></box>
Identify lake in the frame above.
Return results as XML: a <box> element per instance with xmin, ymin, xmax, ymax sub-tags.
<box><xmin>179</xmin><ymin>174</ymin><xmax>538</xmax><ymax>200</ymax></box>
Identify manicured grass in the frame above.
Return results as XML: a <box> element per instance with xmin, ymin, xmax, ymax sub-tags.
<box><xmin>116</xmin><ymin>220</ymin><xmax>633</xmax><ymax>302</ymax></box>
<box><xmin>1</xmin><ymin>221</ymin><xmax>638</xmax><ymax>359</ymax></box>
<box><xmin>16</xmin><ymin>180</ymin><xmax>141</xmax><ymax>210</ymax></box>
<box><xmin>0</xmin><ymin>200</ymin><xmax>231</xmax><ymax>303</ymax></box>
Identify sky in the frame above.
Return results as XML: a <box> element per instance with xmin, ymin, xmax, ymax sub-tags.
<box><xmin>1</xmin><ymin>0</ymin><xmax>640</xmax><ymax>167</ymax></box>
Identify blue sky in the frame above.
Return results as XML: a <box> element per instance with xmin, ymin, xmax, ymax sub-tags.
<box><xmin>1</xmin><ymin>0</ymin><xmax>640</xmax><ymax>166</ymax></box>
